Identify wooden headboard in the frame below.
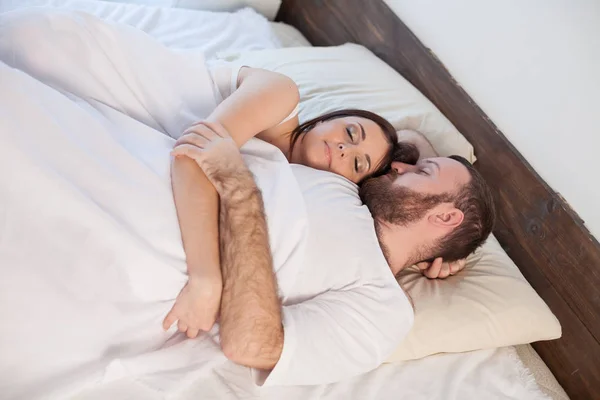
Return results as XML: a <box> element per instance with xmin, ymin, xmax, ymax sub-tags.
<box><xmin>276</xmin><ymin>1</ymin><xmax>600</xmax><ymax>398</ymax></box>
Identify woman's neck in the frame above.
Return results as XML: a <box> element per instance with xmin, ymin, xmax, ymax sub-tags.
<box><xmin>267</xmin><ymin>131</ymin><xmax>293</xmax><ymax>162</ymax></box>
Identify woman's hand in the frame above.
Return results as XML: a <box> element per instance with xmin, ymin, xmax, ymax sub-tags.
<box><xmin>171</xmin><ymin>121</ymin><xmax>244</xmax><ymax>190</ymax></box>
<box><xmin>416</xmin><ymin>257</ymin><xmax>467</xmax><ymax>279</ymax></box>
<box><xmin>163</xmin><ymin>274</ymin><xmax>222</xmax><ymax>338</ymax></box>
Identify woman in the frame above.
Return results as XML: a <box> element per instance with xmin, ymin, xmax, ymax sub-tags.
<box><xmin>163</xmin><ymin>64</ymin><xmax>417</xmax><ymax>339</ymax></box>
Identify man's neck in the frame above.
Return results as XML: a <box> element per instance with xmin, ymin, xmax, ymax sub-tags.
<box><xmin>375</xmin><ymin>219</ymin><xmax>430</xmax><ymax>276</ymax></box>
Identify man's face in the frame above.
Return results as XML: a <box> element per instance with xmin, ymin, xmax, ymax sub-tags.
<box><xmin>359</xmin><ymin>157</ymin><xmax>471</xmax><ymax>226</ymax></box>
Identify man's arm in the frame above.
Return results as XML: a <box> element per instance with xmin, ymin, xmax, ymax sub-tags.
<box><xmin>171</xmin><ymin>122</ymin><xmax>283</xmax><ymax>369</ymax></box>
<box><xmin>217</xmin><ymin>167</ymin><xmax>283</xmax><ymax>369</ymax></box>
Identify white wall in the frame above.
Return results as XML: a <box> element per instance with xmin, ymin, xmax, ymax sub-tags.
<box><xmin>384</xmin><ymin>0</ymin><xmax>600</xmax><ymax>239</ymax></box>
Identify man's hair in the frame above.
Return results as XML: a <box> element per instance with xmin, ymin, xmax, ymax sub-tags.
<box><xmin>432</xmin><ymin>155</ymin><xmax>496</xmax><ymax>262</ymax></box>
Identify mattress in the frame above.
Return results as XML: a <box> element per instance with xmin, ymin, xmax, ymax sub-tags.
<box><xmin>0</xmin><ymin>1</ymin><xmax>567</xmax><ymax>399</ymax></box>
<box><xmin>516</xmin><ymin>345</ymin><xmax>569</xmax><ymax>400</ymax></box>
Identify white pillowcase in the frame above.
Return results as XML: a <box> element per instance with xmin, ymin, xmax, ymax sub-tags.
<box><xmin>224</xmin><ymin>44</ymin><xmax>561</xmax><ymax>360</ymax></box>
<box><xmin>221</xmin><ymin>43</ymin><xmax>475</xmax><ymax>162</ymax></box>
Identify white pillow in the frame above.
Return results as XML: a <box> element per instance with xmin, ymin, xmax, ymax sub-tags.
<box><xmin>221</xmin><ymin>43</ymin><xmax>475</xmax><ymax>162</ymax></box>
<box><xmin>223</xmin><ymin>44</ymin><xmax>561</xmax><ymax>359</ymax></box>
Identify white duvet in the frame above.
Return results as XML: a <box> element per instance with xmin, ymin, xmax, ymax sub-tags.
<box><xmin>0</xmin><ymin>9</ymin><xmax>306</xmax><ymax>399</ymax></box>
<box><xmin>0</xmin><ymin>6</ymin><xmax>553</xmax><ymax>400</ymax></box>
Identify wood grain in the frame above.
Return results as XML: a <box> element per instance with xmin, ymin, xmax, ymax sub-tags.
<box><xmin>277</xmin><ymin>1</ymin><xmax>600</xmax><ymax>398</ymax></box>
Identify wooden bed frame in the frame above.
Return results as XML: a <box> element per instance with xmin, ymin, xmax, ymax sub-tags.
<box><xmin>276</xmin><ymin>1</ymin><xmax>600</xmax><ymax>398</ymax></box>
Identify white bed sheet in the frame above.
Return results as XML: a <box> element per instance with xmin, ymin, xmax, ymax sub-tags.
<box><xmin>0</xmin><ymin>2</ymin><xmax>555</xmax><ymax>399</ymax></box>
<box><xmin>74</xmin><ymin>346</ymin><xmax>549</xmax><ymax>400</ymax></box>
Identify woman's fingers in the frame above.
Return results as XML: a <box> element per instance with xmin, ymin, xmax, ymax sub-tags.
<box><xmin>177</xmin><ymin>320</ymin><xmax>188</xmax><ymax>333</ymax></box>
<box><xmin>186</xmin><ymin>328</ymin><xmax>200</xmax><ymax>339</ymax></box>
<box><xmin>416</xmin><ymin>261</ymin><xmax>430</xmax><ymax>271</ymax></box>
<box><xmin>163</xmin><ymin>311</ymin><xmax>177</xmax><ymax>331</ymax></box>
<box><xmin>438</xmin><ymin>263</ymin><xmax>451</xmax><ymax>279</ymax></box>
<box><xmin>449</xmin><ymin>259</ymin><xmax>467</xmax><ymax>275</ymax></box>
<box><xmin>423</xmin><ymin>257</ymin><xmax>443</xmax><ymax>279</ymax></box>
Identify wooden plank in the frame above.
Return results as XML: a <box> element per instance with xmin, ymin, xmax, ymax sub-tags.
<box><xmin>277</xmin><ymin>1</ymin><xmax>600</xmax><ymax>398</ymax></box>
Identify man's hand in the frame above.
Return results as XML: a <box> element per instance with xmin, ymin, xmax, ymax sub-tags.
<box><xmin>163</xmin><ymin>275</ymin><xmax>222</xmax><ymax>338</ymax></box>
<box><xmin>171</xmin><ymin>121</ymin><xmax>244</xmax><ymax>191</ymax></box>
<box><xmin>416</xmin><ymin>257</ymin><xmax>467</xmax><ymax>279</ymax></box>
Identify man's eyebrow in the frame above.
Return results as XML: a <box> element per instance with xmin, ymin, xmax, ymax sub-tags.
<box><xmin>425</xmin><ymin>159</ymin><xmax>440</xmax><ymax>172</ymax></box>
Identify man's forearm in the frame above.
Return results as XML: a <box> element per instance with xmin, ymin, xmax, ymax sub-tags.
<box><xmin>217</xmin><ymin>168</ymin><xmax>283</xmax><ymax>370</ymax></box>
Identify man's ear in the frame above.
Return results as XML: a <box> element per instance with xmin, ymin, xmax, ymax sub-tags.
<box><xmin>428</xmin><ymin>207</ymin><xmax>464</xmax><ymax>229</ymax></box>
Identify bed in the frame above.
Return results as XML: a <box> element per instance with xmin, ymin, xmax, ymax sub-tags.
<box><xmin>0</xmin><ymin>1</ymin><xmax>587</xmax><ymax>399</ymax></box>
<box><xmin>275</xmin><ymin>1</ymin><xmax>600</xmax><ymax>399</ymax></box>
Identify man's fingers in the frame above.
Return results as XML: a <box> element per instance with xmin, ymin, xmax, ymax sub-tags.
<box><xmin>176</xmin><ymin>128</ymin><xmax>215</xmax><ymax>148</ymax></box>
<box><xmin>171</xmin><ymin>144</ymin><xmax>204</xmax><ymax>159</ymax></box>
<box><xmin>200</xmin><ymin>121</ymin><xmax>228</xmax><ymax>139</ymax></box>
<box><xmin>176</xmin><ymin>132</ymin><xmax>209</xmax><ymax>148</ymax></box>
<box><xmin>188</xmin><ymin>122</ymin><xmax>219</xmax><ymax>139</ymax></box>
<box><xmin>163</xmin><ymin>311</ymin><xmax>177</xmax><ymax>331</ymax></box>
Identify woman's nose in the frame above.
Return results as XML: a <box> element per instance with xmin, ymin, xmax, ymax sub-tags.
<box><xmin>338</xmin><ymin>143</ymin><xmax>346</xmax><ymax>157</ymax></box>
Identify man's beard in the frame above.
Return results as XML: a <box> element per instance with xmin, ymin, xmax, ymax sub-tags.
<box><xmin>359</xmin><ymin>173</ymin><xmax>452</xmax><ymax>226</ymax></box>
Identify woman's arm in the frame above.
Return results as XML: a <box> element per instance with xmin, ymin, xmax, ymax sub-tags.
<box><xmin>164</xmin><ymin>68</ymin><xmax>299</xmax><ymax>337</ymax></box>
<box><xmin>206</xmin><ymin>67</ymin><xmax>300</xmax><ymax>147</ymax></box>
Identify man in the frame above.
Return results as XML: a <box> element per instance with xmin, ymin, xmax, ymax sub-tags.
<box><xmin>174</xmin><ymin>122</ymin><xmax>496</xmax><ymax>385</ymax></box>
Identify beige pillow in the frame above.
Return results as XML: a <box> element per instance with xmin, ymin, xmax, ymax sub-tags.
<box><xmin>220</xmin><ymin>43</ymin><xmax>475</xmax><ymax>162</ymax></box>
<box><xmin>223</xmin><ymin>44</ymin><xmax>561</xmax><ymax>360</ymax></box>
<box><xmin>392</xmin><ymin>235</ymin><xmax>561</xmax><ymax>361</ymax></box>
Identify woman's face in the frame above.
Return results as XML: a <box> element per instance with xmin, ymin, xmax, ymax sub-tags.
<box><xmin>290</xmin><ymin>116</ymin><xmax>391</xmax><ymax>183</ymax></box>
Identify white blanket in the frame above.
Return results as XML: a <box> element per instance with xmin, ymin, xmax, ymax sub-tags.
<box><xmin>0</xmin><ymin>0</ymin><xmax>281</xmax><ymax>55</ymax></box>
<box><xmin>0</xmin><ymin>9</ymin><xmax>306</xmax><ymax>399</ymax></box>
<box><xmin>72</xmin><ymin>347</ymin><xmax>550</xmax><ymax>400</ymax></box>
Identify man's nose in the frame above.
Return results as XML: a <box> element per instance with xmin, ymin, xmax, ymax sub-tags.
<box><xmin>390</xmin><ymin>161</ymin><xmax>415</xmax><ymax>174</ymax></box>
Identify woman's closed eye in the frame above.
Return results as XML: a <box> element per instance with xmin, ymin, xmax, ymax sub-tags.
<box><xmin>346</xmin><ymin>125</ymin><xmax>358</xmax><ymax>143</ymax></box>
<box><xmin>355</xmin><ymin>157</ymin><xmax>366</xmax><ymax>174</ymax></box>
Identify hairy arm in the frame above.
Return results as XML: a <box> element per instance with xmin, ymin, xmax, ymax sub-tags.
<box><xmin>171</xmin><ymin>123</ymin><xmax>284</xmax><ymax>369</ymax></box>
<box><xmin>217</xmin><ymin>167</ymin><xmax>283</xmax><ymax>369</ymax></box>
<box><xmin>165</xmin><ymin>68</ymin><xmax>298</xmax><ymax>335</ymax></box>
